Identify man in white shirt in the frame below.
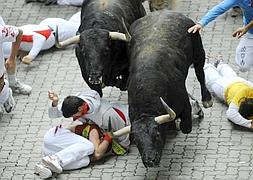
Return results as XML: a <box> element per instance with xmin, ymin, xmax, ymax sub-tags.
<box><xmin>0</xmin><ymin>19</ymin><xmax>22</xmax><ymax>112</ymax></box>
<box><xmin>0</xmin><ymin>16</ymin><xmax>32</xmax><ymax>96</ymax></box>
<box><xmin>3</xmin><ymin>12</ymin><xmax>80</xmax><ymax>65</ymax></box>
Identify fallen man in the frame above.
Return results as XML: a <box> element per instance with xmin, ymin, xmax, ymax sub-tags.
<box><xmin>3</xmin><ymin>12</ymin><xmax>80</xmax><ymax>65</ymax></box>
<box><xmin>204</xmin><ymin>60</ymin><xmax>253</xmax><ymax>128</ymax></box>
<box><xmin>34</xmin><ymin>119</ymin><xmax>128</xmax><ymax>179</ymax></box>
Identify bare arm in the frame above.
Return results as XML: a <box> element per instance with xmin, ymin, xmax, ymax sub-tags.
<box><xmin>232</xmin><ymin>20</ymin><xmax>253</xmax><ymax>38</ymax></box>
<box><xmin>226</xmin><ymin>102</ymin><xmax>252</xmax><ymax>128</ymax></box>
<box><xmin>5</xmin><ymin>28</ymin><xmax>23</xmax><ymax>74</ymax></box>
<box><xmin>89</xmin><ymin>129</ymin><xmax>110</xmax><ymax>161</ymax></box>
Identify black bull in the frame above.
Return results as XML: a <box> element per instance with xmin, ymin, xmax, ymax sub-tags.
<box><xmin>75</xmin><ymin>0</ymin><xmax>146</xmax><ymax>97</ymax></box>
<box><xmin>127</xmin><ymin>10</ymin><xmax>213</xmax><ymax>167</ymax></box>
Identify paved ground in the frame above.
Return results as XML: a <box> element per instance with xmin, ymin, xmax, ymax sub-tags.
<box><xmin>0</xmin><ymin>0</ymin><xmax>253</xmax><ymax>179</ymax></box>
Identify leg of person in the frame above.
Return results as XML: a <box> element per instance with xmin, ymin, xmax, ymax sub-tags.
<box><xmin>34</xmin><ymin>163</ymin><xmax>52</xmax><ymax>179</ymax></box>
<box><xmin>204</xmin><ymin>63</ymin><xmax>227</xmax><ymax>101</ymax></box>
<box><xmin>0</xmin><ymin>79</ymin><xmax>15</xmax><ymax>113</ymax></box>
<box><xmin>42</xmin><ymin>127</ymin><xmax>94</xmax><ymax>172</ymax></box>
<box><xmin>235</xmin><ymin>34</ymin><xmax>253</xmax><ymax>72</ymax></box>
<box><xmin>216</xmin><ymin>63</ymin><xmax>238</xmax><ymax>78</ymax></box>
<box><xmin>7</xmin><ymin>73</ymin><xmax>32</xmax><ymax>95</ymax></box>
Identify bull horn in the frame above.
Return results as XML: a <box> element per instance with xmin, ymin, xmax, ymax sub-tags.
<box><xmin>109</xmin><ymin>32</ymin><xmax>129</xmax><ymax>42</ymax></box>
<box><xmin>55</xmin><ymin>25</ymin><xmax>80</xmax><ymax>48</ymax></box>
<box><xmin>154</xmin><ymin>114</ymin><xmax>175</xmax><ymax>124</ymax></box>
<box><xmin>113</xmin><ymin>126</ymin><xmax>131</xmax><ymax>137</ymax></box>
<box><xmin>160</xmin><ymin>97</ymin><xmax>176</xmax><ymax>119</ymax></box>
<box><xmin>122</xmin><ymin>17</ymin><xmax>131</xmax><ymax>41</ymax></box>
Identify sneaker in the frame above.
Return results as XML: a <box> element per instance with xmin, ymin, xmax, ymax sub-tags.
<box><xmin>42</xmin><ymin>155</ymin><xmax>62</xmax><ymax>173</ymax></box>
<box><xmin>34</xmin><ymin>163</ymin><xmax>52</xmax><ymax>179</ymax></box>
<box><xmin>3</xmin><ymin>88</ymin><xmax>15</xmax><ymax>113</ymax></box>
<box><xmin>213</xmin><ymin>58</ymin><xmax>224</xmax><ymax>68</ymax></box>
<box><xmin>10</xmin><ymin>80</ymin><xmax>32</xmax><ymax>95</ymax></box>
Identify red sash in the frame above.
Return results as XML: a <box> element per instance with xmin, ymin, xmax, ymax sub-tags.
<box><xmin>21</xmin><ymin>29</ymin><xmax>52</xmax><ymax>42</ymax></box>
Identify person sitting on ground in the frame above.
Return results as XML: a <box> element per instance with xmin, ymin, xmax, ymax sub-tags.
<box><xmin>3</xmin><ymin>12</ymin><xmax>80</xmax><ymax>65</ymax></box>
<box><xmin>47</xmin><ymin>89</ymin><xmax>130</xmax><ymax>146</ymax></box>
<box><xmin>188</xmin><ymin>0</ymin><xmax>253</xmax><ymax>72</ymax></box>
<box><xmin>34</xmin><ymin>89</ymin><xmax>130</xmax><ymax>178</ymax></box>
<box><xmin>25</xmin><ymin>0</ymin><xmax>85</xmax><ymax>6</ymax></box>
<box><xmin>35</xmin><ymin>119</ymin><xmax>127</xmax><ymax>179</ymax></box>
<box><xmin>204</xmin><ymin>60</ymin><xmax>253</xmax><ymax>129</ymax></box>
<box><xmin>0</xmin><ymin>16</ymin><xmax>32</xmax><ymax>96</ymax></box>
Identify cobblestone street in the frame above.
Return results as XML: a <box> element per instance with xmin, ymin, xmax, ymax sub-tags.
<box><xmin>0</xmin><ymin>0</ymin><xmax>253</xmax><ymax>179</ymax></box>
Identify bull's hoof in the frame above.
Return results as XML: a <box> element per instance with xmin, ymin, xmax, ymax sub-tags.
<box><xmin>202</xmin><ymin>100</ymin><xmax>213</xmax><ymax>108</ymax></box>
<box><xmin>197</xmin><ymin>110</ymin><xmax>204</xmax><ymax>119</ymax></box>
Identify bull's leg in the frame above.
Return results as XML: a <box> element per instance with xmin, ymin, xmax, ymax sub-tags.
<box><xmin>192</xmin><ymin>34</ymin><xmax>213</xmax><ymax>108</ymax></box>
<box><xmin>180</xmin><ymin>100</ymin><xmax>192</xmax><ymax>134</ymax></box>
<box><xmin>193</xmin><ymin>59</ymin><xmax>213</xmax><ymax>108</ymax></box>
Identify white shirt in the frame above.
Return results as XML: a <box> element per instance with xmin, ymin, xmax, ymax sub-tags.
<box><xmin>0</xmin><ymin>17</ymin><xmax>19</xmax><ymax>76</ymax></box>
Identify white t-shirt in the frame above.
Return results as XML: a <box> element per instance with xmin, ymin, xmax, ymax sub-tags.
<box><xmin>0</xmin><ymin>17</ymin><xmax>19</xmax><ymax>76</ymax></box>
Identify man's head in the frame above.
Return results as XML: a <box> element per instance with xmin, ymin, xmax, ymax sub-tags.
<box><xmin>61</xmin><ymin>96</ymin><xmax>89</xmax><ymax>119</ymax></box>
<box><xmin>239</xmin><ymin>98</ymin><xmax>253</xmax><ymax>119</ymax></box>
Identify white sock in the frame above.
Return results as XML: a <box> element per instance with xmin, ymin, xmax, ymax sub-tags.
<box><xmin>7</xmin><ymin>74</ymin><xmax>17</xmax><ymax>86</ymax></box>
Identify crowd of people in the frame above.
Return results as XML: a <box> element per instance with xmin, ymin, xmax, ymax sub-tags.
<box><xmin>1</xmin><ymin>0</ymin><xmax>253</xmax><ymax>179</ymax></box>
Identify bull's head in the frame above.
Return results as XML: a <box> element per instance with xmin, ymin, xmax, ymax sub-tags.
<box><xmin>55</xmin><ymin>26</ymin><xmax>129</xmax><ymax>85</ymax></box>
<box><xmin>114</xmin><ymin>98</ymin><xmax>176</xmax><ymax>167</ymax></box>
<box><xmin>132</xmin><ymin>117</ymin><xmax>166</xmax><ymax>167</ymax></box>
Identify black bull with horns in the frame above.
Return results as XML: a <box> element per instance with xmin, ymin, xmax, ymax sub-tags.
<box><xmin>55</xmin><ymin>0</ymin><xmax>146</xmax><ymax>97</ymax></box>
<box><xmin>126</xmin><ymin>10</ymin><xmax>213</xmax><ymax>167</ymax></box>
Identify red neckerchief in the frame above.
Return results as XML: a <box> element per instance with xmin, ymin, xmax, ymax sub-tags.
<box><xmin>73</xmin><ymin>102</ymin><xmax>89</xmax><ymax>121</ymax></box>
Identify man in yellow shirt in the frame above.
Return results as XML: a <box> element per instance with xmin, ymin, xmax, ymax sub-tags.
<box><xmin>204</xmin><ymin>61</ymin><xmax>253</xmax><ymax>128</ymax></box>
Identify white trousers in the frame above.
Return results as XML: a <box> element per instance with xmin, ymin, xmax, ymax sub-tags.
<box><xmin>204</xmin><ymin>63</ymin><xmax>251</xmax><ymax>101</ymax></box>
<box><xmin>57</xmin><ymin>0</ymin><xmax>84</xmax><ymax>6</ymax></box>
<box><xmin>42</xmin><ymin>127</ymin><xmax>94</xmax><ymax>170</ymax></box>
<box><xmin>235</xmin><ymin>33</ymin><xmax>253</xmax><ymax>72</ymax></box>
<box><xmin>0</xmin><ymin>80</ymin><xmax>10</xmax><ymax>105</ymax></box>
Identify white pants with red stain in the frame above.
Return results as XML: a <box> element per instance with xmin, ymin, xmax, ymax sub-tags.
<box><xmin>235</xmin><ymin>33</ymin><xmax>253</xmax><ymax>72</ymax></box>
<box><xmin>42</xmin><ymin>127</ymin><xmax>94</xmax><ymax>170</ymax></box>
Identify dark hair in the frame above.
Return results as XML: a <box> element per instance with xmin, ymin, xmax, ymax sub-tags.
<box><xmin>239</xmin><ymin>98</ymin><xmax>253</xmax><ymax>119</ymax></box>
<box><xmin>61</xmin><ymin>96</ymin><xmax>84</xmax><ymax>118</ymax></box>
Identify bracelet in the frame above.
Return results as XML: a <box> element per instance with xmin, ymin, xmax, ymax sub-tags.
<box><xmin>103</xmin><ymin>133</ymin><xmax>112</xmax><ymax>143</ymax></box>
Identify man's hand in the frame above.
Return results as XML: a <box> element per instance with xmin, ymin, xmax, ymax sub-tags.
<box><xmin>48</xmin><ymin>91</ymin><xmax>59</xmax><ymax>107</ymax></box>
<box><xmin>232</xmin><ymin>27</ymin><xmax>247</xmax><ymax>39</ymax></box>
<box><xmin>188</xmin><ymin>24</ymin><xmax>203</xmax><ymax>34</ymax></box>
<box><xmin>22</xmin><ymin>55</ymin><xmax>33</xmax><ymax>65</ymax></box>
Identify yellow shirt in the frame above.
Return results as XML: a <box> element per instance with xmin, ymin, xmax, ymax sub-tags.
<box><xmin>225</xmin><ymin>82</ymin><xmax>253</xmax><ymax>106</ymax></box>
